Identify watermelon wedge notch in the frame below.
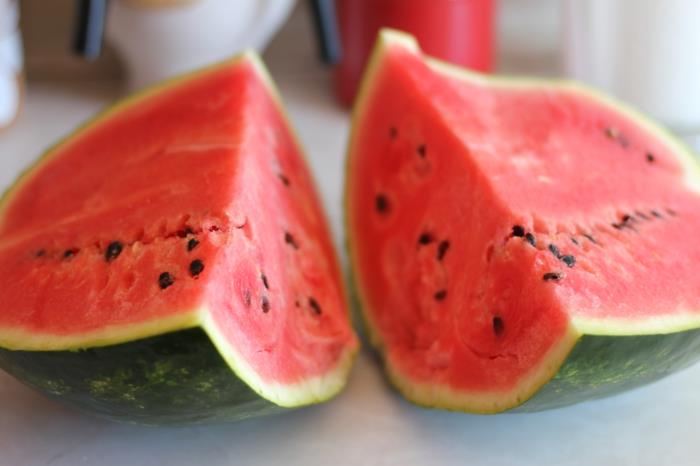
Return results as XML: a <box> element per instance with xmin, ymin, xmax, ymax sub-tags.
<box><xmin>0</xmin><ymin>52</ymin><xmax>357</xmax><ymax>424</ymax></box>
<box><xmin>346</xmin><ymin>30</ymin><xmax>700</xmax><ymax>413</ymax></box>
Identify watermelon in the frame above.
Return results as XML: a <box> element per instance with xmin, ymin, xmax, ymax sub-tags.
<box><xmin>345</xmin><ymin>30</ymin><xmax>700</xmax><ymax>413</ymax></box>
<box><xmin>0</xmin><ymin>52</ymin><xmax>358</xmax><ymax>424</ymax></box>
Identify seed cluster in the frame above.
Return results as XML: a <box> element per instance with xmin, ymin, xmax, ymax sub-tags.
<box><xmin>611</xmin><ymin>208</ymin><xmax>676</xmax><ymax>231</ymax></box>
<box><xmin>511</xmin><ymin>225</ymin><xmax>536</xmax><ymax>247</ymax></box>
<box><xmin>159</xmin><ymin>230</ymin><xmax>206</xmax><ymax>289</ymax></box>
<box><xmin>417</xmin><ymin>229</ymin><xmax>452</xmax><ymax>299</ymax></box>
<box><xmin>511</xmin><ymin>225</ymin><xmax>577</xmax><ymax>280</ymax></box>
<box><xmin>603</xmin><ymin>126</ymin><xmax>662</xmax><ymax>164</ymax></box>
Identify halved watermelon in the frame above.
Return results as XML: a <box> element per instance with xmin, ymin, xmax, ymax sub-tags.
<box><xmin>0</xmin><ymin>52</ymin><xmax>358</xmax><ymax>424</ymax></box>
<box><xmin>345</xmin><ymin>30</ymin><xmax>700</xmax><ymax>413</ymax></box>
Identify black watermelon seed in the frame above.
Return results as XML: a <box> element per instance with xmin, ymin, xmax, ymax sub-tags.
<box><xmin>418</xmin><ymin>232</ymin><xmax>434</xmax><ymax>245</ymax></box>
<box><xmin>570</xmin><ymin>237</ymin><xmax>579</xmax><ymax>246</ymax></box>
<box><xmin>417</xmin><ymin>144</ymin><xmax>427</xmax><ymax>158</ymax></box>
<box><xmin>583</xmin><ymin>233</ymin><xmax>597</xmax><ymax>244</ymax></box>
<box><xmin>651</xmin><ymin>210</ymin><xmax>663</xmax><ymax>218</ymax></box>
<box><xmin>511</xmin><ymin>225</ymin><xmax>525</xmax><ymax>237</ymax></box>
<box><xmin>622</xmin><ymin>214</ymin><xmax>632</xmax><ymax>223</ymax></box>
<box><xmin>261</xmin><ymin>296</ymin><xmax>271</xmax><ymax>313</ymax></box>
<box><xmin>278</xmin><ymin>173</ymin><xmax>291</xmax><ymax>186</ymax></box>
<box><xmin>189</xmin><ymin>259</ymin><xmax>204</xmax><ymax>277</ymax></box>
<box><xmin>261</xmin><ymin>273</ymin><xmax>269</xmax><ymax>290</ymax></box>
<box><xmin>437</xmin><ymin>240</ymin><xmax>450</xmax><ymax>260</ymax></box>
<box><xmin>611</xmin><ymin>222</ymin><xmax>623</xmax><ymax>230</ymax></box>
<box><xmin>636</xmin><ymin>210</ymin><xmax>650</xmax><ymax>220</ymax></box>
<box><xmin>158</xmin><ymin>272</ymin><xmax>175</xmax><ymax>289</ymax></box>
<box><xmin>525</xmin><ymin>233</ymin><xmax>536</xmax><ymax>247</ymax></box>
<box><xmin>63</xmin><ymin>249</ymin><xmax>77</xmax><ymax>259</ymax></box>
<box><xmin>561</xmin><ymin>255</ymin><xmax>576</xmax><ymax>268</ymax></box>
<box><xmin>308</xmin><ymin>297</ymin><xmax>322</xmax><ymax>315</ymax></box>
<box><xmin>434</xmin><ymin>290</ymin><xmax>447</xmax><ymax>301</ymax></box>
<box><xmin>492</xmin><ymin>316</ymin><xmax>505</xmax><ymax>336</ymax></box>
<box><xmin>389</xmin><ymin>126</ymin><xmax>398</xmax><ymax>139</ymax></box>
<box><xmin>375</xmin><ymin>194</ymin><xmax>389</xmax><ymax>214</ymax></box>
<box><xmin>105</xmin><ymin>241</ymin><xmax>123</xmax><ymax>262</ymax></box>
<box><xmin>35</xmin><ymin>249</ymin><xmax>46</xmax><ymax>258</ymax></box>
<box><xmin>646</xmin><ymin>152</ymin><xmax>655</xmax><ymax>163</ymax></box>
<box><xmin>244</xmin><ymin>290</ymin><xmax>252</xmax><ymax>307</ymax></box>
<box><xmin>548</xmin><ymin>244</ymin><xmax>561</xmax><ymax>258</ymax></box>
<box><xmin>284</xmin><ymin>231</ymin><xmax>299</xmax><ymax>249</ymax></box>
<box><xmin>604</xmin><ymin>127</ymin><xmax>619</xmax><ymax>139</ymax></box>
<box><xmin>543</xmin><ymin>272</ymin><xmax>563</xmax><ymax>282</ymax></box>
<box><xmin>604</xmin><ymin>127</ymin><xmax>629</xmax><ymax>147</ymax></box>
<box><xmin>187</xmin><ymin>238</ymin><xmax>199</xmax><ymax>251</ymax></box>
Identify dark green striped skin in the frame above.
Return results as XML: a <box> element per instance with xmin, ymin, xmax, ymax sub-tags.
<box><xmin>517</xmin><ymin>327</ymin><xmax>700</xmax><ymax>411</ymax></box>
<box><xmin>0</xmin><ymin>328</ymin><xmax>284</xmax><ymax>425</ymax></box>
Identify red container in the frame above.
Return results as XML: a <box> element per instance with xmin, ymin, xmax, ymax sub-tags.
<box><xmin>334</xmin><ymin>0</ymin><xmax>495</xmax><ymax>107</ymax></box>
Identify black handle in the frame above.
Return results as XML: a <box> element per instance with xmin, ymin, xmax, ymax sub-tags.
<box><xmin>73</xmin><ymin>0</ymin><xmax>109</xmax><ymax>61</ymax></box>
<box><xmin>309</xmin><ymin>0</ymin><xmax>342</xmax><ymax>65</ymax></box>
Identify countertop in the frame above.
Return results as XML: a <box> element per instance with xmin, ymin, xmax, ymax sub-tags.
<box><xmin>2</xmin><ymin>7</ymin><xmax>700</xmax><ymax>466</ymax></box>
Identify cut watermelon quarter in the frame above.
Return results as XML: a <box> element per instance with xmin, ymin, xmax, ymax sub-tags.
<box><xmin>0</xmin><ymin>52</ymin><xmax>358</xmax><ymax>424</ymax></box>
<box><xmin>345</xmin><ymin>29</ymin><xmax>700</xmax><ymax>413</ymax></box>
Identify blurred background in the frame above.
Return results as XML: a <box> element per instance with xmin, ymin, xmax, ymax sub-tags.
<box><xmin>3</xmin><ymin>0</ymin><xmax>699</xmax><ymax>141</ymax></box>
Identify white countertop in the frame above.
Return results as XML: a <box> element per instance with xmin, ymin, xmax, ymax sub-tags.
<box><xmin>2</xmin><ymin>8</ymin><xmax>700</xmax><ymax>466</ymax></box>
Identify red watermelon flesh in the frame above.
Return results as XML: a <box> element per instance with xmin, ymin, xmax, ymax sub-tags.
<box><xmin>346</xmin><ymin>30</ymin><xmax>700</xmax><ymax>412</ymax></box>
<box><xmin>0</xmin><ymin>54</ymin><xmax>357</xmax><ymax>406</ymax></box>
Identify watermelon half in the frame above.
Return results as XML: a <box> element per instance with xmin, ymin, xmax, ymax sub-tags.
<box><xmin>345</xmin><ymin>30</ymin><xmax>700</xmax><ymax>413</ymax></box>
<box><xmin>0</xmin><ymin>53</ymin><xmax>358</xmax><ymax>424</ymax></box>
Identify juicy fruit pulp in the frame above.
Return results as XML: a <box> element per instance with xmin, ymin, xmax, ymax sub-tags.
<box><xmin>0</xmin><ymin>54</ymin><xmax>357</xmax><ymax>423</ymax></box>
<box><xmin>346</xmin><ymin>30</ymin><xmax>700</xmax><ymax>412</ymax></box>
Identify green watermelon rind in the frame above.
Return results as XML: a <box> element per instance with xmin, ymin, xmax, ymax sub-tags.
<box><xmin>0</xmin><ymin>51</ymin><xmax>357</xmax><ymax>422</ymax></box>
<box><xmin>344</xmin><ymin>29</ymin><xmax>700</xmax><ymax>413</ymax></box>
<box><xmin>0</xmin><ymin>327</ymin><xmax>283</xmax><ymax>425</ymax></box>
